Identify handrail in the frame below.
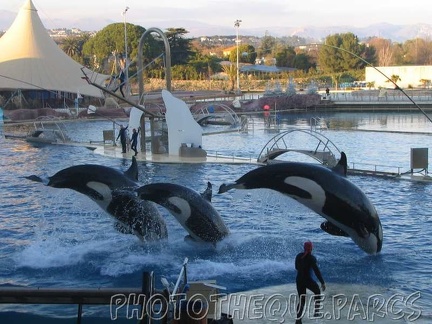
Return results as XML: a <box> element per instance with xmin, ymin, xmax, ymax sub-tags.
<box><xmin>0</xmin><ymin>273</ymin><xmax>156</xmax><ymax>324</ymax></box>
<box><xmin>170</xmin><ymin>257</ymin><xmax>189</xmax><ymax>302</ymax></box>
<box><xmin>257</xmin><ymin>129</ymin><xmax>341</xmax><ymax>165</ymax></box>
<box><xmin>0</xmin><ymin>287</ymin><xmax>144</xmax><ymax>305</ymax></box>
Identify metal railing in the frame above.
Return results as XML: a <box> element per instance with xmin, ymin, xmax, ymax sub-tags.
<box><xmin>326</xmin><ymin>91</ymin><xmax>432</xmax><ymax>103</ymax></box>
<box><xmin>0</xmin><ymin>258</ymin><xmax>192</xmax><ymax>324</ymax></box>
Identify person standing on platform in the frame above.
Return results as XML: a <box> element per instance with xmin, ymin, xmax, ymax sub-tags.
<box><xmin>116</xmin><ymin>124</ymin><xmax>129</xmax><ymax>153</ymax></box>
<box><xmin>130</xmin><ymin>127</ymin><xmax>140</xmax><ymax>156</ymax></box>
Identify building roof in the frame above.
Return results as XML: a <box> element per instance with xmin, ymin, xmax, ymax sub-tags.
<box><xmin>240</xmin><ymin>65</ymin><xmax>296</xmax><ymax>73</ymax></box>
<box><xmin>0</xmin><ymin>0</ymin><xmax>107</xmax><ymax>98</ymax></box>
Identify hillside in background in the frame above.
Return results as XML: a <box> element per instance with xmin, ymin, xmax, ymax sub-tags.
<box><xmin>1</xmin><ymin>9</ymin><xmax>432</xmax><ymax>42</ymax></box>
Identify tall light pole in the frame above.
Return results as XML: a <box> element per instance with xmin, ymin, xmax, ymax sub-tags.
<box><xmin>234</xmin><ymin>19</ymin><xmax>242</xmax><ymax>94</ymax></box>
<box><xmin>122</xmin><ymin>6</ymin><xmax>129</xmax><ymax>96</ymax></box>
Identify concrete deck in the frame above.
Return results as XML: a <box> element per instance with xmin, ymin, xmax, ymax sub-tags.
<box><xmin>89</xmin><ymin>143</ymin><xmax>258</xmax><ymax>165</ymax></box>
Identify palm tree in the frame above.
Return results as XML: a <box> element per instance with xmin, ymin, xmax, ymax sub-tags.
<box><xmin>61</xmin><ymin>34</ymin><xmax>90</xmax><ymax>65</ymax></box>
<box><xmin>386</xmin><ymin>74</ymin><xmax>401</xmax><ymax>88</ymax></box>
<box><xmin>221</xmin><ymin>63</ymin><xmax>236</xmax><ymax>92</ymax></box>
<box><xmin>419</xmin><ymin>79</ymin><xmax>431</xmax><ymax>88</ymax></box>
<box><xmin>61</xmin><ymin>36</ymin><xmax>80</xmax><ymax>58</ymax></box>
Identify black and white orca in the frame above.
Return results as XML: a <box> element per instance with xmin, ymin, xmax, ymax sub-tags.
<box><xmin>218</xmin><ymin>152</ymin><xmax>383</xmax><ymax>254</ymax></box>
<box><xmin>136</xmin><ymin>182</ymin><xmax>230</xmax><ymax>244</ymax></box>
<box><xmin>25</xmin><ymin>157</ymin><xmax>168</xmax><ymax>241</ymax></box>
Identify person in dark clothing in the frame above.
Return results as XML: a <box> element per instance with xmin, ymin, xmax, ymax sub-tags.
<box><xmin>295</xmin><ymin>241</ymin><xmax>326</xmax><ymax>323</ymax></box>
<box><xmin>130</xmin><ymin>127</ymin><xmax>140</xmax><ymax>156</ymax></box>
<box><xmin>118</xmin><ymin>69</ymin><xmax>125</xmax><ymax>97</ymax></box>
<box><xmin>116</xmin><ymin>125</ymin><xmax>128</xmax><ymax>153</ymax></box>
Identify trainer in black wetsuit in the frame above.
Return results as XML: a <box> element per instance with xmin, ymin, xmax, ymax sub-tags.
<box><xmin>295</xmin><ymin>241</ymin><xmax>326</xmax><ymax>324</ymax></box>
<box><xmin>130</xmin><ymin>127</ymin><xmax>140</xmax><ymax>156</ymax></box>
<box><xmin>116</xmin><ymin>125</ymin><xmax>128</xmax><ymax>153</ymax></box>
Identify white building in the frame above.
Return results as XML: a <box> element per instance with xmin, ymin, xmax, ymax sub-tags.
<box><xmin>365</xmin><ymin>66</ymin><xmax>432</xmax><ymax>89</ymax></box>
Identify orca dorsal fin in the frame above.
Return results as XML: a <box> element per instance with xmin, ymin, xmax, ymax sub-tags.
<box><xmin>332</xmin><ymin>151</ymin><xmax>347</xmax><ymax>177</ymax></box>
<box><xmin>124</xmin><ymin>156</ymin><xmax>138</xmax><ymax>181</ymax></box>
<box><xmin>201</xmin><ymin>181</ymin><xmax>213</xmax><ymax>202</ymax></box>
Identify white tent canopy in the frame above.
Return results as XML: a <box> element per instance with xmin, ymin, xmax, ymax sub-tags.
<box><xmin>0</xmin><ymin>0</ymin><xmax>107</xmax><ymax>98</ymax></box>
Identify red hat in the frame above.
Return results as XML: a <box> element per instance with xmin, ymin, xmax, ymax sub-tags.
<box><xmin>302</xmin><ymin>241</ymin><xmax>313</xmax><ymax>258</ymax></box>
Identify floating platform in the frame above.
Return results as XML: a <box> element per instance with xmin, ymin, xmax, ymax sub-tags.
<box><xmin>91</xmin><ymin>143</ymin><xmax>258</xmax><ymax>165</ymax></box>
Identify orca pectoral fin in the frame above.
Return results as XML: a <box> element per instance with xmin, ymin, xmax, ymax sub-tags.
<box><xmin>24</xmin><ymin>175</ymin><xmax>50</xmax><ymax>186</ymax></box>
<box><xmin>355</xmin><ymin>223</ymin><xmax>370</xmax><ymax>238</ymax></box>
<box><xmin>320</xmin><ymin>221</ymin><xmax>349</xmax><ymax>237</ymax></box>
<box><xmin>218</xmin><ymin>182</ymin><xmax>239</xmax><ymax>194</ymax></box>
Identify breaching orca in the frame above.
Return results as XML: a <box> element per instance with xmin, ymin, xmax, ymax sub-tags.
<box><xmin>136</xmin><ymin>182</ymin><xmax>230</xmax><ymax>244</ymax></box>
<box><xmin>25</xmin><ymin>157</ymin><xmax>168</xmax><ymax>241</ymax></box>
<box><xmin>218</xmin><ymin>152</ymin><xmax>383</xmax><ymax>254</ymax></box>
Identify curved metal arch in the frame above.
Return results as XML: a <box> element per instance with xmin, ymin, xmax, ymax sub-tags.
<box><xmin>257</xmin><ymin>129</ymin><xmax>341</xmax><ymax>165</ymax></box>
<box><xmin>138</xmin><ymin>27</ymin><xmax>172</xmax><ymax>101</ymax></box>
<box><xmin>192</xmin><ymin>103</ymin><xmax>241</xmax><ymax>128</ymax></box>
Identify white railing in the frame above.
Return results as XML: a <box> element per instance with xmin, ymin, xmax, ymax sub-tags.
<box><xmin>326</xmin><ymin>91</ymin><xmax>432</xmax><ymax>103</ymax></box>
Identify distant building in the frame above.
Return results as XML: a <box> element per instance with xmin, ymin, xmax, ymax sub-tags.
<box><xmin>365</xmin><ymin>66</ymin><xmax>432</xmax><ymax>89</ymax></box>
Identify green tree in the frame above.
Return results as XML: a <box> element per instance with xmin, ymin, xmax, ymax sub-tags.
<box><xmin>386</xmin><ymin>74</ymin><xmax>401</xmax><ymax>88</ymax></box>
<box><xmin>60</xmin><ymin>33</ymin><xmax>90</xmax><ymax>65</ymax></box>
<box><xmin>274</xmin><ymin>45</ymin><xmax>296</xmax><ymax>67</ymax></box>
<box><xmin>221</xmin><ymin>63</ymin><xmax>236</xmax><ymax>91</ymax></box>
<box><xmin>188</xmin><ymin>53</ymin><xmax>222</xmax><ymax>79</ymax></box>
<box><xmin>389</xmin><ymin>42</ymin><xmax>405</xmax><ymax>65</ymax></box>
<box><xmin>318</xmin><ymin>33</ymin><xmax>376</xmax><ymax>88</ymax></box>
<box><xmin>164</xmin><ymin>28</ymin><xmax>193</xmax><ymax>66</ymax></box>
<box><xmin>419</xmin><ymin>79</ymin><xmax>431</xmax><ymax>88</ymax></box>
<box><xmin>61</xmin><ymin>36</ymin><xmax>80</xmax><ymax>57</ymax></box>
<box><xmin>229</xmin><ymin>44</ymin><xmax>257</xmax><ymax>64</ymax></box>
<box><xmin>292</xmin><ymin>53</ymin><xmax>315</xmax><ymax>72</ymax></box>
<box><xmin>82</xmin><ymin>23</ymin><xmax>159</xmax><ymax>74</ymax></box>
<box><xmin>171</xmin><ymin>65</ymin><xmax>199</xmax><ymax>80</ymax></box>
<box><xmin>258</xmin><ymin>33</ymin><xmax>277</xmax><ymax>57</ymax></box>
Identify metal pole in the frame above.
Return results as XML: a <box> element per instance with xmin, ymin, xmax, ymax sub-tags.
<box><xmin>122</xmin><ymin>6</ymin><xmax>129</xmax><ymax>96</ymax></box>
<box><xmin>235</xmin><ymin>19</ymin><xmax>242</xmax><ymax>94</ymax></box>
<box><xmin>77</xmin><ymin>304</ymin><xmax>83</xmax><ymax>324</ymax></box>
<box><xmin>138</xmin><ymin>27</ymin><xmax>172</xmax><ymax>100</ymax></box>
<box><xmin>140</xmin><ymin>271</ymin><xmax>153</xmax><ymax>324</ymax></box>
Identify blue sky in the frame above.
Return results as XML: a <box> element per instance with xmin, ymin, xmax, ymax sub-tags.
<box><xmin>4</xmin><ymin>0</ymin><xmax>432</xmax><ymax>34</ymax></box>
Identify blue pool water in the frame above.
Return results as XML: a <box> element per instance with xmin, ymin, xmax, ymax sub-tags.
<box><xmin>1</xmin><ymin>111</ymin><xmax>432</xmax><ymax>322</ymax></box>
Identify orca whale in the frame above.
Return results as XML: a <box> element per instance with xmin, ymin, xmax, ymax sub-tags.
<box><xmin>136</xmin><ymin>182</ymin><xmax>230</xmax><ymax>244</ymax></box>
<box><xmin>218</xmin><ymin>152</ymin><xmax>383</xmax><ymax>254</ymax></box>
<box><xmin>25</xmin><ymin>157</ymin><xmax>168</xmax><ymax>241</ymax></box>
